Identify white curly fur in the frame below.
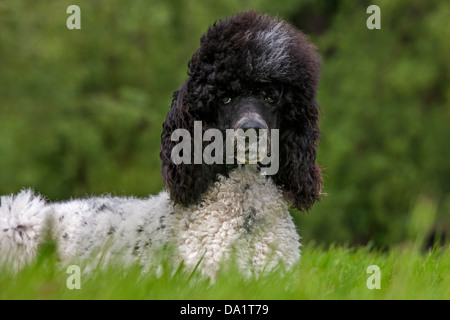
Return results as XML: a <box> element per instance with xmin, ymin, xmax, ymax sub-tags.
<box><xmin>0</xmin><ymin>166</ymin><xmax>300</xmax><ymax>277</ymax></box>
<box><xmin>246</xmin><ymin>20</ymin><xmax>293</xmax><ymax>79</ymax></box>
<box><xmin>0</xmin><ymin>190</ymin><xmax>47</xmax><ymax>270</ymax></box>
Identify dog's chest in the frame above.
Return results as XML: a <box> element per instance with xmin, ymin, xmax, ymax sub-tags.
<box><xmin>171</xmin><ymin>167</ymin><xmax>290</xmax><ymax>274</ymax></box>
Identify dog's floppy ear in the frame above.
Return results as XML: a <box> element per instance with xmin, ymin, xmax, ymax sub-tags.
<box><xmin>272</xmin><ymin>35</ymin><xmax>323</xmax><ymax>213</ymax></box>
<box><xmin>160</xmin><ymin>82</ymin><xmax>222</xmax><ymax>206</ymax></box>
<box><xmin>274</xmin><ymin>94</ymin><xmax>323</xmax><ymax>213</ymax></box>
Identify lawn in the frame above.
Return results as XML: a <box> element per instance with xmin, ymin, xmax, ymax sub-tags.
<box><xmin>1</xmin><ymin>242</ymin><xmax>448</xmax><ymax>300</ymax></box>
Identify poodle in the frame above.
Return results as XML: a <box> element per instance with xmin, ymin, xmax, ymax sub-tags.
<box><xmin>0</xmin><ymin>11</ymin><xmax>322</xmax><ymax>277</ymax></box>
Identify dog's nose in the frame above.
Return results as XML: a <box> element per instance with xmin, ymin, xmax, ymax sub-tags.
<box><xmin>239</xmin><ymin>120</ymin><xmax>266</xmax><ymax>131</ymax></box>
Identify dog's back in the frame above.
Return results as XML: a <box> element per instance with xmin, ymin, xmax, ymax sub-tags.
<box><xmin>0</xmin><ymin>189</ymin><xmax>172</xmax><ymax>271</ymax></box>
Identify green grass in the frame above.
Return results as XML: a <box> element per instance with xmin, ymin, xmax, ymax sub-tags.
<box><xmin>1</xmin><ymin>242</ymin><xmax>449</xmax><ymax>300</ymax></box>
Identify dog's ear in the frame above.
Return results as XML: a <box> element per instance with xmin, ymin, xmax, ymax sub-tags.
<box><xmin>160</xmin><ymin>82</ymin><xmax>222</xmax><ymax>206</ymax></box>
<box><xmin>274</xmin><ymin>90</ymin><xmax>323</xmax><ymax>213</ymax></box>
<box><xmin>273</xmin><ymin>37</ymin><xmax>323</xmax><ymax>213</ymax></box>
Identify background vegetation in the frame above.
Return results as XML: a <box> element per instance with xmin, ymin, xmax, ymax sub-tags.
<box><xmin>0</xmin><ymin>0</ymin><xmax>449</xmax><ymax>250</ymax></box>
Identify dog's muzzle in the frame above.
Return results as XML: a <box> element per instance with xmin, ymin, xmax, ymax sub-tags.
<box><xmin>233</xmin><ymin>114</ymin><xmax>270</xmax><ymax>164</ymax></box>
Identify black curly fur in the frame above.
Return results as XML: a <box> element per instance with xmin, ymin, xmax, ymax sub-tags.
<box><xmin>160</xmin><ymin>10</ymin><xmax>322</xmax><ymax>212</ymax></box>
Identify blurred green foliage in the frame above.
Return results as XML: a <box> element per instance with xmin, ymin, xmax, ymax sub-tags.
<box><xmin>0</xmin><ymin>0</ymin><xmax>448</xmax><ymax>248</ymax></box>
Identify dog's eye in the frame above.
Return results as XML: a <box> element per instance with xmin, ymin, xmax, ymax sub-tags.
<box><xmin>264</xmin><ymin>94</ymin><xmax>277</xmax><ymax>104</ymax></box>
<box><xmin>221</xmin><ymin>97</ymin><xmax>232</xmax><ymax>105</ymax></box>
<box><xmin>264</xmin><ymin>96</ymin><xmax>276</xmax><ymax>104</ymax></box>
<box><xmin>262</xmin><ymin>89</ymin><xmax>278</xmax><ymax>104</ymax></box>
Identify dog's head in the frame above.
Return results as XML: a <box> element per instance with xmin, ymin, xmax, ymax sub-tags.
<box><xmin>161</xmin><ymin>11</ymin><xmax>322</xmax><ymax>212</ymax></box>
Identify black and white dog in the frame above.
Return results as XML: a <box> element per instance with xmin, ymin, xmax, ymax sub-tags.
<box><xmin>0</xmin><ymin>11</ymin><xmax>322</xmax><ymax>277</ymax></box>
